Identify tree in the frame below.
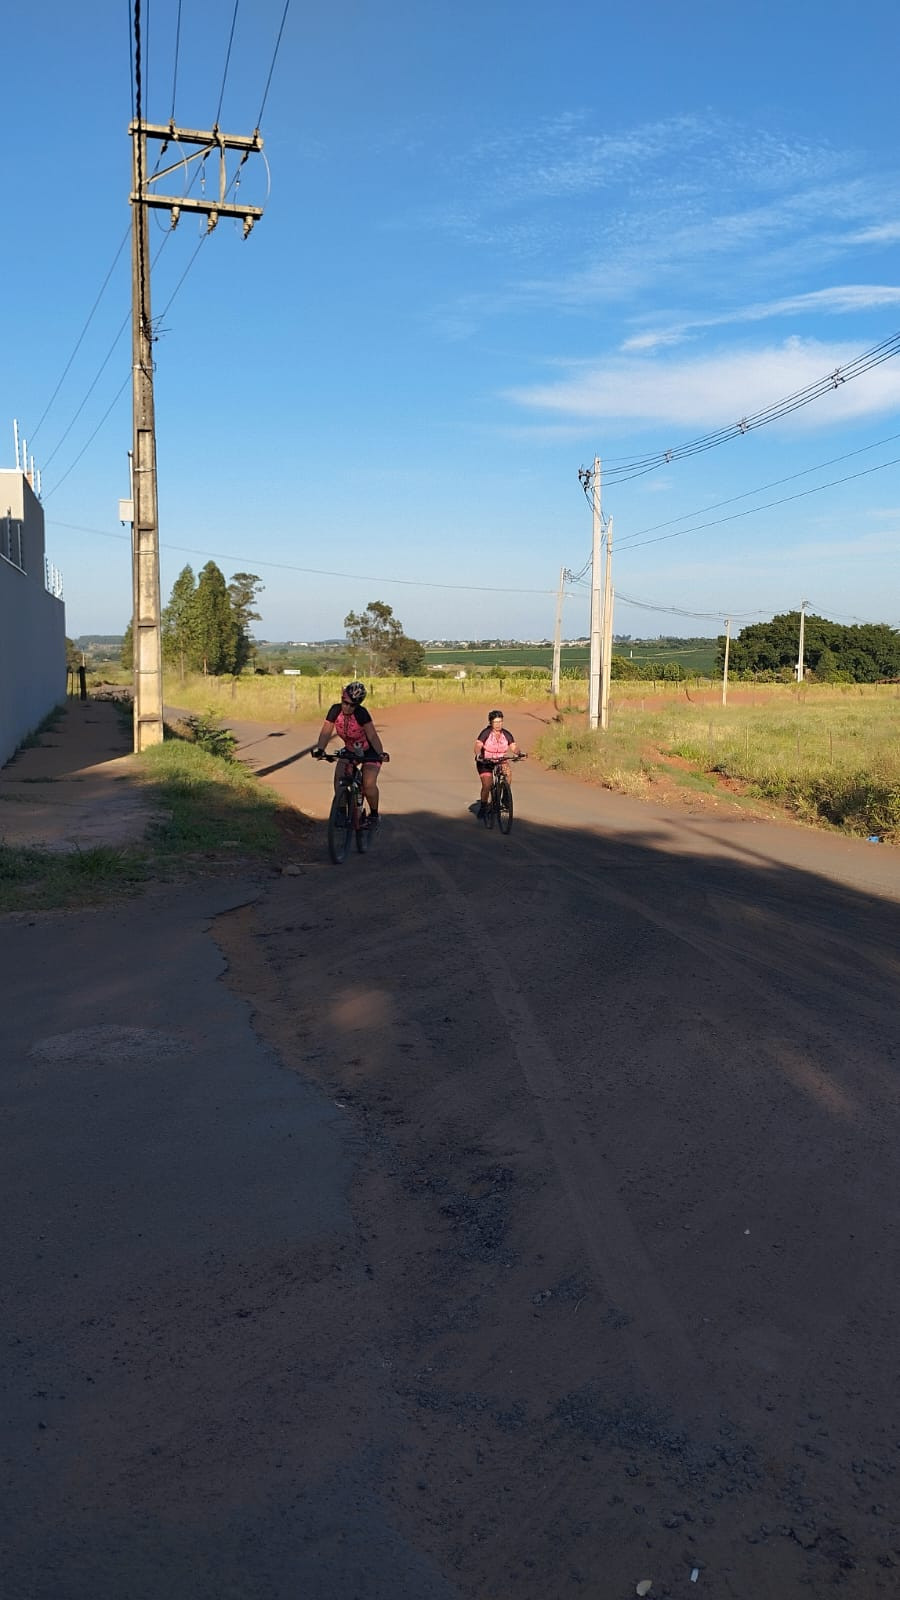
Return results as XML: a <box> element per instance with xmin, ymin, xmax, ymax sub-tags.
<box><xmin>193</xmin><ymin>561</ymin><xmax>239</xmax><ymax>675</ymax></box>
<box><xmin>722</xmin><ymin>613</ymin><xmax>900</xmax><ymax>682</ymax></box>
<box><xmin>120</xmin><ymin>621</ymin><xmax>134</xmax><ymax>672</ymax></box>
<box><xmin>228</xmin><ymin>572</ymin><xmax>264</xmax><ymax>672</ymax></box>
<box><xmin>344</xmin><ymin>600</ymin><xmax>424</xmax><ymax>676</ymax></box>
<box><xmin>162</xmin><ymin>565</ymin><xmax>199</xmax><ymax>680</ymax></box>
<box><xmin>388</xmin><ymin>634</ymin><xmax>426</xmax><ymax>676</ymax></box>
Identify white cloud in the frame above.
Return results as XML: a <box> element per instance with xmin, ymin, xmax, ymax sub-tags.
<box><xmin>847</xmin><ymin>222</ymin><xmax>900</xmax><ymax>244</ymax></box>
<box><xmin>506</xmin><ymin>338</ymin><xmax>900</xmax><ymax>429</ymax></box>
<box><xmin>621</xmin><ymin>286</ymin><xmax>900</xmax><ymax>351</ymax></box>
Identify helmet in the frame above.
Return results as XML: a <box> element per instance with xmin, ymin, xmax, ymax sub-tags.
<box><xmin>342</xmin><ymin>681</ymin><xmax>367</xmax><ymax>704</ymax></box>
<box><xmin>488</xmin><ymin>708</ymin><xmax>504</xmax><ymax>721</ymax></box>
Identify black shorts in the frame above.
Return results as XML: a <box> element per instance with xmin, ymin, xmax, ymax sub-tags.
<box><xmin>476</xmin><ymin>758</ymin><xmax>507</xmax><ymax>775</ymax></box>
<box><xmin>339</xmin><ymin>750</ymin><xmax>383</xmax><ymax>765</ymax></box>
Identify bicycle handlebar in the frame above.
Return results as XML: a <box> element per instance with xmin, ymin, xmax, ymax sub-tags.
<box><xmin>313</xmin><ymin>748</ymin><xmax>390</xmax><ymax>763</ymax></box>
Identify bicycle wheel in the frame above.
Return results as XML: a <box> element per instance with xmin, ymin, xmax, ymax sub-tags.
<box><xmin>327</xmin><ymin>787</ymin><xmax>353</xmax><ymax>863</ymax></box>
<box><xmin>355</xmin><ymin>794</ymin><xmax>371</xmax><ymax>853</ymax></box>
<box><xmin>496</xmin><ymin>776</ymin><xmax>514</xmax><ymax>834</ymax></box>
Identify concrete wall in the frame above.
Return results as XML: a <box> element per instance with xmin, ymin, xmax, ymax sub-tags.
<box><xmin>0</xmin><ymin>470</ymin><xmax>67</xmax><ymax>768</ymax></box>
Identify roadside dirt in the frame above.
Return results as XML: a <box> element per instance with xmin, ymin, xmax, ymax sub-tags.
<box><xmin>0</xmin><ymin>699</ymin><xmax>155</xmax><ymax>852</ymax></box>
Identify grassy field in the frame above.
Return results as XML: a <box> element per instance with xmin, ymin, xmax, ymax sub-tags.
<box><xmin>161</xmin><ymin>671</ymin><xmax>579</xmax><ymax>719</ymax></box>
<box><xmin>537</xmin><ymin>683</ymin><xmax>900</xmax><ymax>838</ymax></box>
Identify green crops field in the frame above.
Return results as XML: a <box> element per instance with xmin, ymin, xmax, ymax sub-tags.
<box><xmin>424</xmin><ymin>640</ymin><xmax>720</xmax><ymax>674</ymax></box>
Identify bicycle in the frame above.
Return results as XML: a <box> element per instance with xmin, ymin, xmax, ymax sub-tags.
<box><xmin>482</xmin><ymin>753</ymin><xmax>525</xmax><ymax>835</ymax></box>
<box><xmin>316</xmin><ymin>749</ymin><xmax>385</xmax><ymax>864</ymax></box>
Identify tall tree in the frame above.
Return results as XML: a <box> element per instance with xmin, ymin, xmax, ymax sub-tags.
<box><xmin>193</xmin><ymin>561</ymin><xmax>238</xmax><ymax>675</ymax></box>
<box><xmin>344</xmin><ymin>600</ymin><xmax>424</xmax><ymax>676</ymax></box>
<box><xmin>162</xmin><ymin>565</ymin><xmax>199</xmax><ymax>681</ymax></box>
<box><xmin>228</xmin><ymin>572</ymin><xmax>264</xmax><ymax>672</ymax></box>
<box><xmin>120</xmin><ymin>621</ymin><xmax>134</xmax><ymax>672</ymax></box>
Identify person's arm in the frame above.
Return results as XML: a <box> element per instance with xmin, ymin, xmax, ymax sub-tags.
<box><xmin>505</xmin><ymin>733</ymin><xmax>520</xmax><ymax>755</ymax></box>
<box><xmin>312</xmin><ymin>716</ymin><xmax>336</xmax><ymax>754</ymax></box>
<box><xmin>366</xmin><ymin>721</ymin><xmax>385</xmax><ymax>758</ymax></box>
<box><xmin>473</xmin><ymin>732</ymin><xmax>486</xmax><ymax>756</ymax></box>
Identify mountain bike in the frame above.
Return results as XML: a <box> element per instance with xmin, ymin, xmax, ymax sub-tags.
<box><xmin>482</xmin><ymin>754</ymin><xmax>525</xmax><ymax>835</ymax></box>
<box><xmin>316</xmin><ymin>749</ymin><xmax>383</xmax><ymax>864</ymax></box>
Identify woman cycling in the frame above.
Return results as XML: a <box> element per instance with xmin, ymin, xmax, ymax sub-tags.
<box><xmin>474</xmin><ymin>709</ymin><xmax>519</xmax><ymax>818</ymax></box>
<box><xmin>312</xmin><ymin>682</ymin><xmax>387</xmax><ymax>827</ymax></box>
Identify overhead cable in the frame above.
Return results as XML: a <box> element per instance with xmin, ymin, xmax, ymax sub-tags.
<box><xmin>255</xmin><ymin>0</ymin><xmax>292</xmax><ymax>129</ymax></box>
<box><xmin>598</xmin><ymin>330</ymin><xmax>900</xmax><ymax>485</ymax></box>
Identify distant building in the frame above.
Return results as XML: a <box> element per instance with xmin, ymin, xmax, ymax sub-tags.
<box><xmin>0</xmin><ymin>468</ymin><xmax>66</xmax><ymax>767</ymax></box>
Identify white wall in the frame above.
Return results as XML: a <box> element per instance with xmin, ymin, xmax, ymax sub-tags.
<box><xmin>0</xmin><ymin>470</ymin><xmax>67</xmax><ymax>768</ymax></box>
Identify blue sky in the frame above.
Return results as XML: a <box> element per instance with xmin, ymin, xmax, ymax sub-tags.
<box><xmin>5</xmin><ymin>0</ymin><xmax>900</xmax><ymax>642</ymax></box>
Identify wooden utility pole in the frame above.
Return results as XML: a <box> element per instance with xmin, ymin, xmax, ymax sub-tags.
<box><xmin>600</xmin><ymin>516</ymin><xmax>614</xmax><ymax>730</ymax></box>
<box><xmin>551</xmin><ymin>565</ymin><xmax>567</xmax><ymax>697</ymax></box>
<box><xmin>587</xmin><ymin>457</ymin><xmax>602</xmax><ymax>730</ymax></box>
<box><xmin>722</xmin><ymin>616</ymin><xmax>731</xmax><ymax>706</ymax></box>
<box><xmin>129</xmin><ymin>119</ymin><xmax>265</xmax><ymax>750</ymax></box>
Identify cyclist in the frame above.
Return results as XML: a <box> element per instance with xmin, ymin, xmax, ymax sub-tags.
<box><xmin>474</xmin><ymin>709</ymin><xmax>520</xmax><ymax>818</ymax></box>
<box><xmin>312</xmin><ymin>682</ymin><xmax>388</xmax><ymax>827</ymax></box>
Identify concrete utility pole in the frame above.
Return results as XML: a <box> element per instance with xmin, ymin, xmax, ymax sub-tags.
<box><xmin>796</xmin><ymin>599</ymin><xmax>809</xmax><ymax>684</ymax></box>
<box><xmin>129</xmin><ymin>119</ymin><xmax>265</xmax><ymax>751</ymax></box>
<box><xmin>722</xmin><ymin>616</ymin><xmax>731</xmax><ymax>706</ymax></box>
<box><xmin>587</xmin><ymin>457</ymin><xmax>602</xmax><ymax>730</ymax></box>
<box><xmin>600</xmin><ymin>516</ymin><xmax>614</xmax><ymax>731</ymax></box>
<box><xmin>551</xmin><ymin>565</ymin><xmax>569</xmax><ymax>697</ymax></box>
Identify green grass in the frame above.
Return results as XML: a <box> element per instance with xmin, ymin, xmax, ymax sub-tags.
<box><xmin>0</xmin><ymin>844</ymin><xmax>148</xmax><ymax>913</ymax></box>
<box><xmin>135</xmin><ymin>736</ymin><xmax>286</xmax><ymax>857</ymax></box>
<box><xmin>0</xmin><ymin>724</ymin><xmax>299</xmax><ymax>912</ymax></box>
<box><xmin>536</xmin><ymin>684</ymin><xmax>900</xmax><ymax>838</ymax></box>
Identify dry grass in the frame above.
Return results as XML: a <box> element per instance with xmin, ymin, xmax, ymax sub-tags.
<box><xmin>537</xmin><ymin>683</ymin><xmax>900</xmax><ymax>838</ymax></box>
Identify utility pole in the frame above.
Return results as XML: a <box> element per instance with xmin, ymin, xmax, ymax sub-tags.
<box><xmin>551</xmin><ymin>565</ymin><xmax>569</xmax><ymax>697</ymax></box>
<box><xmin>129</xmin><ymin>119</ymin><xmax>265</xmax><ymax>750</ymax></box>
<box><xmin>796</xmin><ymin>599</ymin><xmax>809</xmax><ymax>683</ymax></box>
<box><xmin>584</xmin><ymin>457</ymin><xmax>602</xmax><ymax>730</ymax></box>
<box><xmin>722</xmin><ymin>616</ymin><xmax>731</xmax><ymax>706</ymax></box>
<box><xmin>600</xmin><ymin>516</ymin><xmax>614</xmax><ymax>730</ymax></box>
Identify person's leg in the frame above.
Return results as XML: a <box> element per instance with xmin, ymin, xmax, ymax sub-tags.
<box><xmin>478</xmin><ymin>765</ymin><xmax>492</xmax><ymax>814</ymax></box>
<box><xmin>362</xmin><ymin>761</ymin><xmax>380</xmax><ymax>817</ymax></box>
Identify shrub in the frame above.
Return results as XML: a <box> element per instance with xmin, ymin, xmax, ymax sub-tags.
<box><xmin>180</xmin><ymin>711</ymin><xmax>237</xmax><ymax>761</ymax></box>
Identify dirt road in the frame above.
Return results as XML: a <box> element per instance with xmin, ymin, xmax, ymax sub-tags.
<box><xmin>5</xmin><ymin>699</ymin><xmax>899</xmax><ymax>1599</ymax></box>
<box><xmin>213</xmin><ymin>701</ymin><xmax>900</xmax><ymax>1597</ymax></box>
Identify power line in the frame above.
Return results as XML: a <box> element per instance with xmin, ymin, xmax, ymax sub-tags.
<box><xmin>625</xmin><ymin>428</ymin><xmax>900</xmax><ymax>543</ymax></box>
<box><xmin>598</xmin><ymin>330</ymin><xmax>900</xmax><ymax>485</ymax></box>
<box><xmin>215</xmin><ymin>0</ymin><xmax>241</xmax><ymax>125</ymax></box>
<box><xmin>28</xmin><ymin>228</ymin><xmax>130</xmax><ymax>448</ymax></box>
<box><xmin>45</xmin><ymin>521</ymin><xmax>560</xmax><ymax>595</ymax></box>
<box><xmin>255</xmin><ymin>0</ymin><xmax>292</xmax><ymax>129</ymax></box>
<box><xmin>170</xmin><ymin>0</ymin><xmax>183</xmax><ymax>120</ymax></box>
<box><xmin>43</xmin><ymin>378</ymin><xmax>132</xmax><ymax>500</ymax></box>
<box><xmin>615</xmin><ymin>451</ymin><xmax>900</xmax><ymax>554</ymax></box>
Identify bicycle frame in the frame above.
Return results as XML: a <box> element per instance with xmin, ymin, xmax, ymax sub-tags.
<box><xmin>322</xmin><ymin>750</ymin><xmax>372</xmax><ymax>863</ymax></box>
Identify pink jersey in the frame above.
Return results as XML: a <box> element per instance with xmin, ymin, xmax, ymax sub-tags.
<box><xmin>479</xmin><ymin>727</ymin><xmax>514</xmax><ymax>760</ymax></box>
